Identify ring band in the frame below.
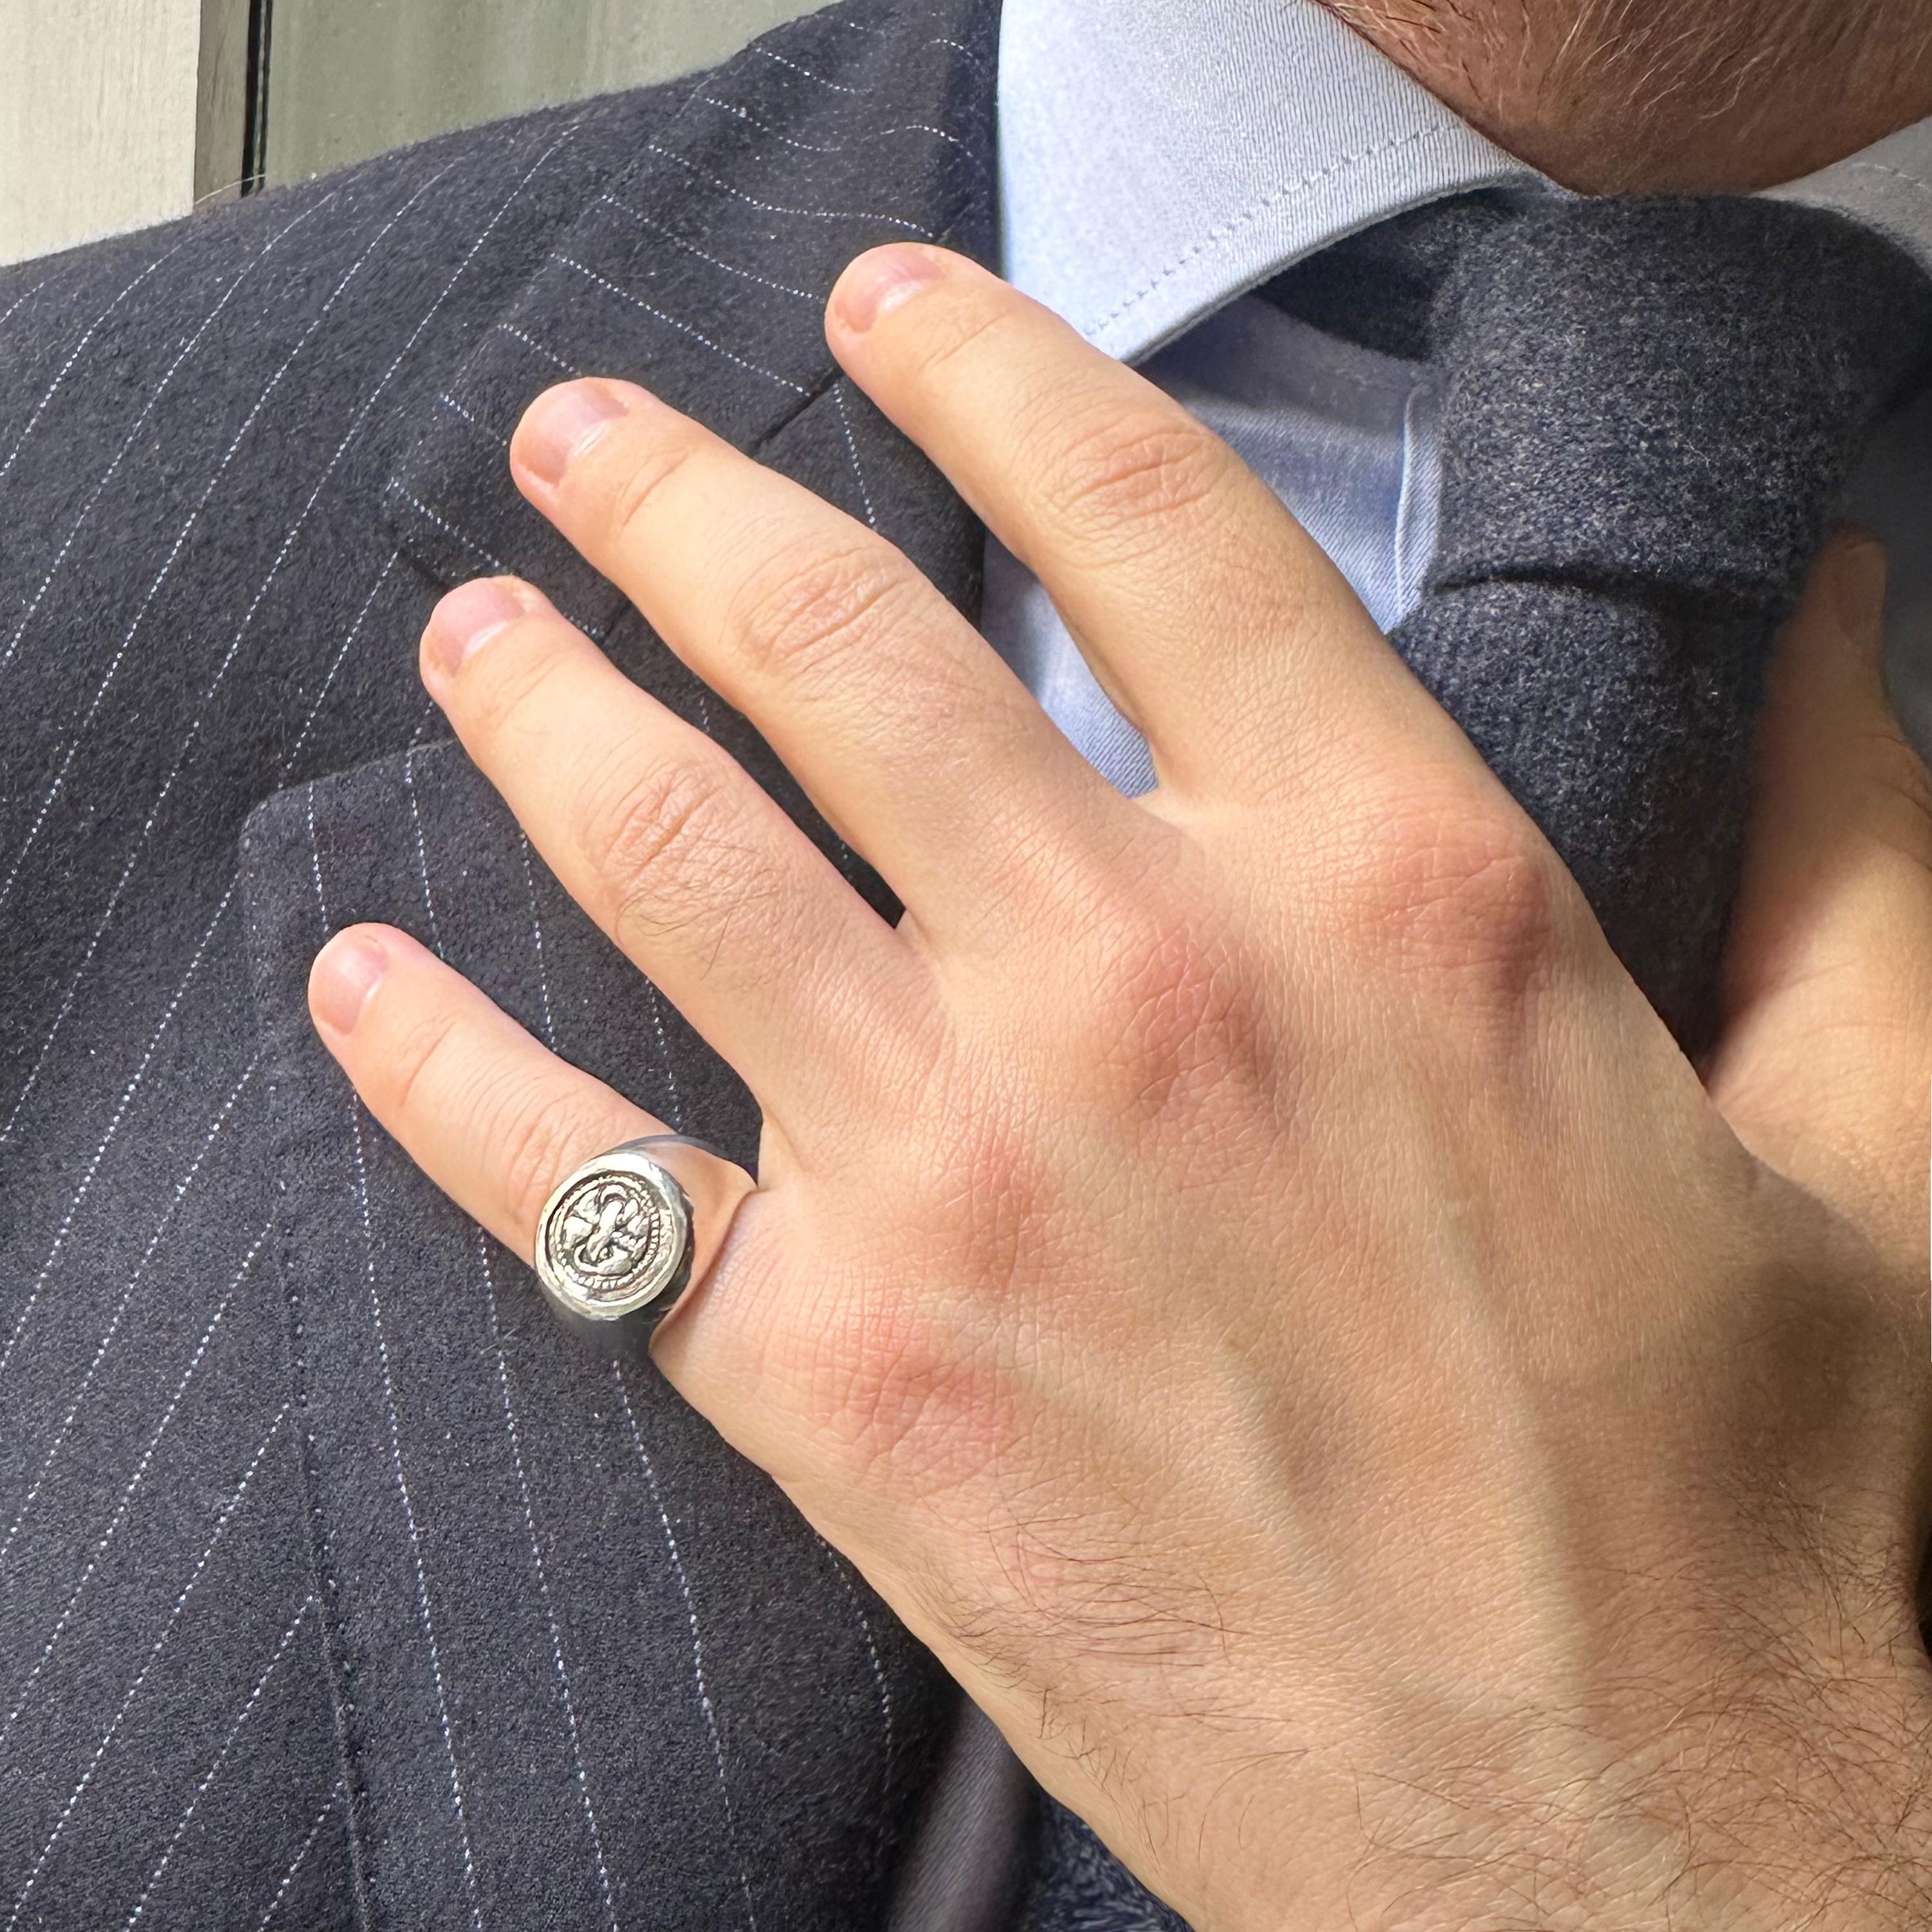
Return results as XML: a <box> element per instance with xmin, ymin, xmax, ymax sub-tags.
<box><xmin>533</xmin><ymin>1135</ymin><xmax>718</xmax><ymax>1352</ymax></box>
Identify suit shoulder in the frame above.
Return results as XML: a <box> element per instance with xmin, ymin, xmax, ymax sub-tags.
<box><xmin>0</xmin><ymin>76</ymin><xmax>689</xmax><ymax>377</ymax></box>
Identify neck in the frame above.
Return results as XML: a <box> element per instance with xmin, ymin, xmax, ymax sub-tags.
<box><xmin>1322</xmin><ymin>1</ymin><xmax>1932</xmax><ymax>193</ymax></box>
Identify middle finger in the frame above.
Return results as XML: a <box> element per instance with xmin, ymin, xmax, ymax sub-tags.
<box><xmin>508</xmin><ymin>377</ymin><xmax>1132</xmax><ymax>942</ymax></box>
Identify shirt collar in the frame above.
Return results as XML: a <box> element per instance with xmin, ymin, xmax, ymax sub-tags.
<box><xmin>997</xmin><ymin>0</ymin><xmax>1932</xmax><ymax>363</ymax></box>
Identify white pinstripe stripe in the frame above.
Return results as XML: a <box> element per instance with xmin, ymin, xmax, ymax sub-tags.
<box><xmin>518</xmin><ymin>834</ymin><xmax>558</xmax><ymax>1052</ymax></box>
<box><xmin>495</xmin><ymin>317</ymin><xmax>583</xmax><ymax>376</ymax></box>
<box><xmin>551</xmin><ymin>253</ymin><xmax>810</xmax><ymax>395</ymax></box>
<box><xmin>0</xmin><ymin>1051</ymin><xmax>261</xmax><ymax>1577</ymax></box>
<box><xmin>820</xmin><ymin>11</ymin><xmax>976</xmax><ymax>63</ymax></box>
<box><xmin>0</xmin><ymin>239</ymin><xmax>188</xmax><ymax>495</ymax></box>
<box><xmin>3</xmin><ymin>1399</ymin><xmax>289</xmax><ymax>1932</ymax></box>
<box><xmin>385</xmin><ymin>481</ymin><xmax>611</xmax><ymax>644</ymax></box>
<box><xmin>255</xmin><ymin>1785</ymin><xmax>341</xmax><ymax>1931</ymax></box>
<box><xmin>408</xmin><ymin>804</ymin><xmax>619</xmax><ymax>1927</ymax></box>
<box><xmin>0</xmin><ymin>164</ymin><xmax>459</xmax><ymax>915</ymax></box>
<box><xmin>0</xmin><ymin>1227</ymin><xmax>265</xmax><ymax>1753</ymax></box>
<box><xmin>477</xmin><ymin>1239</ymin><xmax>621</xmax><ymax>1931</ymax></box>
<box><xmin>752</xmin><ymin>44</ymin><xmax>873</xmax><ymax>97</ymax></box>
<box><xmin>439</xmin><ymin>389</ymin><xmax>509</xmax><ymax>446</ymax></box>
<box><xmin>822</xmin><ymin>1544</ymin><xmax>895</xmax><ymax>1879</ymax></box>
<box><xmin>388</xmin><ymin>481</ymin><xmax>513</xmax><ymax>571</ymax></box>
<box><xmin>402</xmin><ymin>745</ymin><xmax>444</xmax><ymax>956</ymax></box>
<box><xmin>307</xmin><ymin>781</ymin><xmax>486</xmax><ymax>1932</ymax></box>
<box><xmin>833</xmin><ymin>383</ymin><xmax>878</xmax><ymax>529</ymax></box>
<box><xmin>0</xmin><ymin>196</ymin><xmax>338</xmax><ymax>682</ymax></box>
<box><xmin>612</xmin><ymin>1365</ymin><xmax>758</xmax><ymax>1932</ymax></box>
<box><xmin>0</xmin><ymin>278</ymin><xmax>50</xmax><ymax>352</ymax></box>
<box><xmin>594</xmin><ymin>196</ymin><xmax>820</xmax><ymax>303</ymax></box>
<box><xmin>281</xmin><ymin>550</ymin><xmax>403</xmax><ymax>776</ymax></box>
<box><xmin>642</xmin><ymin>978</ymin><xmax>685</xmax><ymax>1130</ymax></box>
<box><xmin>0</xmin><ymin>878</ymin><xmax>238</xmax><ymax>1385</ymax></box>
<box><xmin>3</xmin><ymin>115</ymin><xmax>587</xmax><ymax>1134</ymax></box>
<box><xmin>0</xmin><ymin>545</ymin><xmax>396</xmax><ymax>1144</ymax></box>
<box><xmin>638</xmin><ymin>144</ymin><xmax>938</xmax><ymax>238</ymax></box>
<box><xmin>694</xmin><ymin>96</ymin><xmax>980</xmax><ymax>166</ymax></box>
<box><xmin>931</xmin><ymin>33</ymin><xmax>990</xmax><ymax>68</ymax></box>
<box><xmin>120</xmin><ymin>1595</ymin><xmax>314</xmax><ymax>1929</ymax></box>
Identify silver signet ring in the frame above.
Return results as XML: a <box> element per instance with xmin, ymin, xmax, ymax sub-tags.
<box><xmin>533</xmin><ymin>1136</ymin><xmax>713</xmax><ymax>1350</ymax></box>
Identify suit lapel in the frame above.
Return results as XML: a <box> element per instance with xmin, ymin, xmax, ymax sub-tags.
<box><xmin>382</xmin><ymin>0</ymin><xmax>998</xmax><ymax>643</ymax></box>
<box><xmin>241</xmin><ymin>4</ymin><xmax>1003</xmax><ymax>1926</ymax></box>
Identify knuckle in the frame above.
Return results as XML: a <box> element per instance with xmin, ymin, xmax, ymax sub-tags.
<box><xmin>601</xmin><ymin>433</ymin><xmax>703</xmax><ymax>551</ymax></box>
<box><xmin>383</xmin><ymin>1003</ymin><xmax>469</xmax><ymax>1124</ymax></box>
<box><xmin>1019</xmin><ymin>825</ymin><xmax>1276</xmax><ymax>1124</ymax></box>
<box><xmin>801</xmin><ymin>1261</ymin><xmax>1025</xmax><ymax>1502</ymax></box>
<box><xmin>1079</xmin><ymin>889</ymin><xmax>1275</xmax><ymax>1120</ymax></box>
<box><xmin>449</xmin><ymin>618</ymin><xmax>576</xmax><ymax>740</ymax></box>
<box><xmin>580</xmin><ymin>755</ymin><xmax>770</xmax><ymax>945</ymax></box>
<box><xmin>722</xmin><ymin>537</ymin><xmax>913</xmax><ymax>692</ymax></box>
<box><xmin>902</xmin><ymin>294</ymin><xmax>1012</xmax><ymax>384</ymax></box>
<box><xmin>491</xmin><ymin>1081</ymin><xmax>615</xmax><ymax>1242</ymax></box>
<box><xmin>1336</xmin><ymin>782</ymin><xmax>1569</xmax><ymax>1010</ymax></box>
<box><xmin>806</xmin><ymin>1283</ymin><xmax>972</xmax><ymax>1474</ymax></box>
<box><xmin>775</xmin><ymin>1066</ymin><xmax>1053</xmax><ymax>1492</ymax></box>
<box><xmin>1036</xmin><ymin>404</ymin><xmax>1227</xmax><ymax>556</ymax></box>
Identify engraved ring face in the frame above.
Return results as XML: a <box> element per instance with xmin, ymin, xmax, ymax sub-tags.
<box><xmin>535</xmin><ymin>1145</ymin><xmax>692</xmax><ymax>1323</ymax></box>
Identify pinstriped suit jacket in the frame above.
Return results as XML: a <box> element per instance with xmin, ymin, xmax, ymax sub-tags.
<box><xmin>0</xmin><ymin>0</ymin><xmax>1809</xmax><ymax>1924</ymax></box>
<box><xmin>0</xmin><ymin>1</ymin><xmax>1154</xmax><ymax>1926</ymax></box>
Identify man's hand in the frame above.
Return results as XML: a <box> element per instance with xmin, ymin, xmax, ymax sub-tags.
<box><xmin>307</xmin><ymin>244</ymin><xmax>1932</xmax><ymax>1929</ymax></box>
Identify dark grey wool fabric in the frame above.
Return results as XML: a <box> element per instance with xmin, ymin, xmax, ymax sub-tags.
<box><xmin>1281</xmin><ymin>194</ymin><xmax>1932</xmax><ymax>1046</ymax></box>
<box><xmin>4</xmin><ymin>1</ymin><xmax>1929</xmax><ymax>1929</ymax></box>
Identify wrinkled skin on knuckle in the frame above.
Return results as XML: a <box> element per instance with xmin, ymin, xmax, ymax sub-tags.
<box><xmin>599</xmin><ymin>432</ymin><xmax>702</xmax><ymax>552</ymax></box>
<box><xmin>382</xmin><ymin>1001</ymin><xmax>468</xmax><ymax>1124</ymax></box>
<box><xmin>582</xmin><ymin>754</ymin><xmax>770</xmax><ymax>951</ymax></box>
<box><xmin>1325</xmin><ymin>778</ymin><xmax>1576</xmax><ymax>1026</ymax></box>
<box><xmin>779</xmin><ymin>1061</ymin><xmax>1070</xmax><ymax>1493</ymax></box>
<box><xmin>460</xmin><ymin>622</ymin><xmax>576</xmax><ymax>747</ymax></box>
<box><xmin>1032</xmin><ymin>401</ymin><xmax>1231</xmax><ymax>565</ymax></box>
<box><xmin>490</xmin><ymin>1077</ymin><xmax>621</xmax><ymax>1245</ymax></box>
<box><xmin>790</xmin><ymin>1255</ymin><xmax>1023</xmax><ymax>1502</ymax></box>
<box><xmin>722</xmin><ymin>535</ymin><xmax>918</xmax><ymax>696</ymax></box>
<box><xmin>1054</xmin><ymin>857</ymin><xmax>1286</xmax><ymax>1136</ymax></box>
<box><xmin>937</xmin><ymin>1065</ymin><xmax>1068</xmax><ymax>1293</ymax></box>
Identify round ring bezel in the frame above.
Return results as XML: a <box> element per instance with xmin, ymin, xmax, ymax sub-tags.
<box><xmin>534</xmin><ymin>1145</ymin><xmax>693</xmax><ymax>1324</ymax></box>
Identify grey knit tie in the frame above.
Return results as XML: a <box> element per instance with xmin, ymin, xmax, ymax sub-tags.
<box><xmin>1267</xmin><ymin>195</ymin><xmax>1932</xmax><ymax>1048</ymax></box>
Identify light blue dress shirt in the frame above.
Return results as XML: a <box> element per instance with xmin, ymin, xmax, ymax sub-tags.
<box><xmin>987</xmin><ymin>0</ymin><xmax>1932</xmax><ymax>795</ymax></box>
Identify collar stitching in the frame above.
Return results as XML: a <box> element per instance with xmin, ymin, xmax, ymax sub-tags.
<box><xmin>1086</xmin><ymin>121</ymin><xmax>1463</xmax><ymax>340</ymax></box>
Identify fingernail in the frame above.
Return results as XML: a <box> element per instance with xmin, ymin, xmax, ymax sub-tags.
<box><xmin>832</xmin><ymin>245</ymin><xmax>947</xmax><ymax>333</ymax></box>
<box><xmin>1834</xmin><ymin>535</ymin><xmax>1888</xmax><ymax>643</ymax></box>
<box><xmin>518</xmin><ymin>379</ymin><xmax>634</xmax><ymax>487</ymax></box>
<box><xmin>423</xmin><ymin>577</ymin><xmax>534</xmax><ymax>679</ymax></box>
<box><xmin>312</xmin><ymin>929</ymin><xmax>389</xmax><ymax>1036</ymax></box>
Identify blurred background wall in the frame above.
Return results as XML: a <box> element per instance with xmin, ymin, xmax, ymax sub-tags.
<box><xmin>1</xmin><ymin>0</ymin><xmax>817</xmax><ymax>267</ymax></box>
